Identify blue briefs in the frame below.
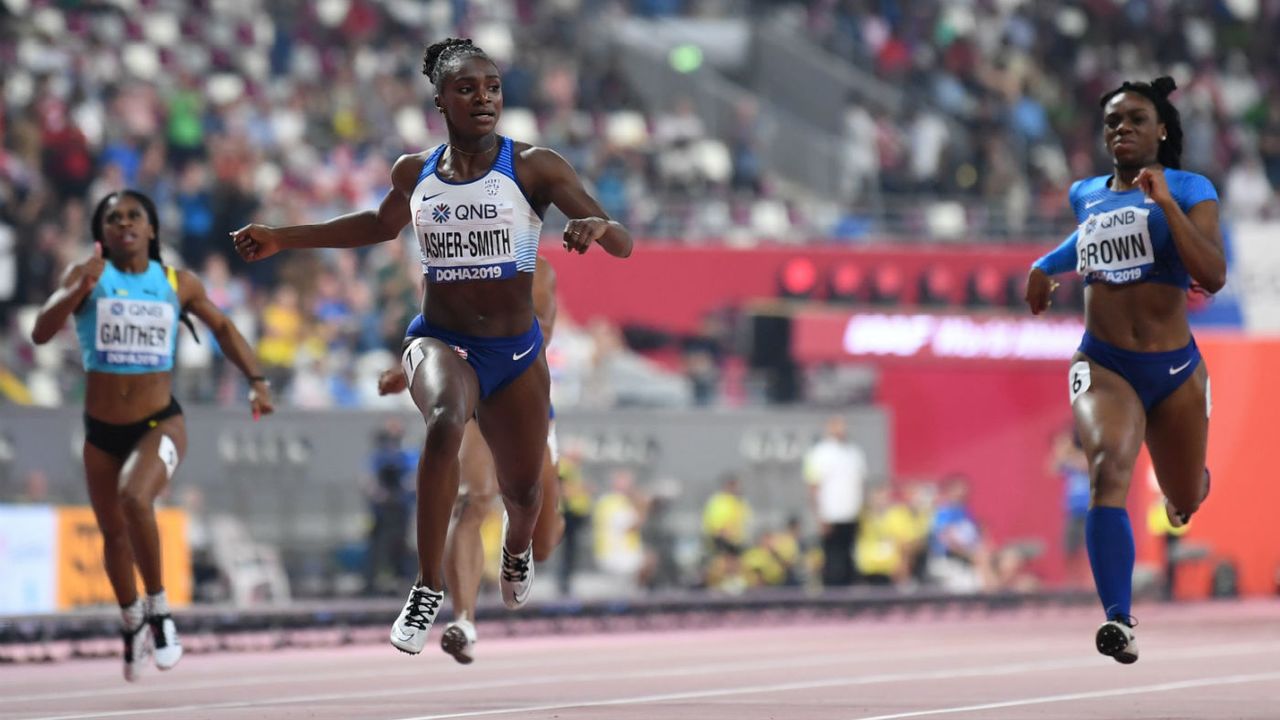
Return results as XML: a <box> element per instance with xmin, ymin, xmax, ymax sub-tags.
<box><xmin>403</xmin><ymin>315</ymin><xmax>543</xmax><ymax>400</ymax></box>
<box><xmin>1078</xmin><ymin>331</ymin><xmax>1201</xmax><ymax>412</ymax></box>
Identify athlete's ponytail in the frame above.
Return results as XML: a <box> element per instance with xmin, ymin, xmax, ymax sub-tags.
<box><xmin>1099</xmin><ymin>76</ymin><xmax>1183</xmax><ymax>169</ymax></box>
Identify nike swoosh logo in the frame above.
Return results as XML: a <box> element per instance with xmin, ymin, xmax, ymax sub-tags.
<box><xmin>1169</xmin><ymin>360</ymin><xmax>1193</xmax><ymax>375</ymax></box>
<box><xmin>394</xmin><ymin>629</ymin><xmax>416</xmax><ymax>641</ymax></box>
<box><xmin>421</xmin><ymin>192</ymin><xmax>446</xmax><ymax>202</ymax></box>
<box><xmin>512</xmin><ymin>343</ymin><xmax>537</xmax><ymax>361</ymax></box>
<box><xmin>1084</xmin><ymin>199</ymin><xmax>1105</xmax><ymax>209</ymax></box>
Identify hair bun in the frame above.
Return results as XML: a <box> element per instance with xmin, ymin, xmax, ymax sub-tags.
<box><xmin>423</xmin><ymin>37</ymin><xmax>478</xmax><ymax>82</ymax></box>
<box><xmin>1151</xmin><ymin>76</ymin><xmax>1177</xmax><ymax>97</ymax></box>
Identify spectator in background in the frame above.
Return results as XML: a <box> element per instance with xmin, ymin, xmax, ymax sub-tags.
<box><xmin>804</xmin><ymin>415</ymin><xmax>868</xmax><ymax>587</ymax></box>
<box><xmin>701</xmin><ymin>472</ymin><xmax>753</xmax><ymax>592</ymax></box>
<box><xmin>1050</xmin><ymin>428</ymin><xmax>1092</xmax><ymax>589</ymax></box>
<box><xmin>856</xmin><ymin>484</ymin><xmax>926</xmax><ymax>588</ymax></box>
<box><xmin>255</xmin><ymin>285</ymin><xmax>305</xmax><ymax>395</ymax></box>
<box><xmin>362</xmin><ymin>417</ymin><xmax>416</xmax><ymax>595</ymax></box>
<box><xmin>927</xmin><ymin>474</ymin><xmax>991</xmax><ymax>593</ymax></box>
<box><xmin>642</xmin><ymin>477</ymin><xmax>683</xmax><ymax>591</ymax></box>
<box><xmin>557</xmin><ymin>448</ymin><xmax>593</xmax><ymax>597</ymax></box>
<box><xmin>742</xmin><ymin>515</ymin><xmax>806</xmax><ymax>589</ymax></box>
<box><xmin>899</xmin><ymin>482</ymin><xmax>937</xmax><ymax>583</ymax></box>
<box><xmin>593</xmin><ymin>467</ymin><xmax>652</xmax><ymax>590</ymax></box>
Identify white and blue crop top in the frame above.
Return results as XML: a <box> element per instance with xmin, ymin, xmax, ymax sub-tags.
<box><xmin>74</xmin><ymin>260</ymin><xmax>181</xmax><ymax>373</ymax></box>
<box><xmin>409</xmin><ymin>136</ymin><xmax>542</xmax><ymax>283</ymax></box>
<box><xmin>1035</xmin><ymin>169</ymin><xmax>1218</xmax><ymax>289</ymax></box>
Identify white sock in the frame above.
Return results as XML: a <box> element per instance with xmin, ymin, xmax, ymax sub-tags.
<box><xmin>146</xmin><ymin>589</ymin><xmax>169</xmax><ymax>617</ymax></box>
<box><xmin>121</xmin><ymin>598</ymin><xmax>145</xmax><ymax>629</ymax></box>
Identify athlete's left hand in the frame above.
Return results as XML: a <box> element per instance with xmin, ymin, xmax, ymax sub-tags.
<box><xmin>249</xmin><ymin>379</ymin><xmax>275</xmax><ymax>420</ymax></box>
<box><xmin>1135</xmin><ymin>165</ymin><xmax>1174</xmax><ymax>209</ymax></box>
<box><xmin>378</xmin><ymin>367</ymin><xmax>408</xmax><ymax>395</ymax></box>
<box><xmin>563</xmin><ymin>217</ymin><xmax>610</xmax><ymax>254</ymax></box>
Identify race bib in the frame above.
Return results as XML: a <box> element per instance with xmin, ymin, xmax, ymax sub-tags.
<box><xmin>1069</xmin><ymin>360</ymin><xmax>1091</xmax><ymax>405</ymax></box>
<box><xmin>416</xmin><ymin>200</ymin><xmax>518</xmax><ymax>282</ymax></box>
<box><xmin>94</xmin><ymin>298</ymin><xmax>175</xmax><ymax>367</ymax></box>
<box><xmin>1077</xmin><ymin>206</ymin><xmax>1153</xmax><ymax>284</ymax></box>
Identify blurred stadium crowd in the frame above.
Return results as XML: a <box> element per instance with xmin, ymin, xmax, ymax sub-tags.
<box><xmin>2</xmin><ymin>0</ymin><xmax>1278</xmax><ymax>409</ymax></box>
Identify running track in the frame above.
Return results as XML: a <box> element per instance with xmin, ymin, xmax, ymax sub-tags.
<box><xmin>4</xmin><ymin>601</ymin><xmax>1279</xmax><ymax>719</ymax></box>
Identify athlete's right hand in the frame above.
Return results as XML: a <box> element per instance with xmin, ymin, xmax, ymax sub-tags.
<box><xmin>230</xmin><ymin>224</ymin><xmax>282</xmax><ymax>262</ymax></box>
<box><xmin>377</xmin><ymin>366</ymin><xmax>408</xmax><ymax>395</ymax></box>
<box><xmin>1024</xmin><ymin>268</ymin><xmax>1059</xmax><ymax>315</ymax></box>
<box><xmin>79</xmin><ymin>242</ymin><xmax>106</xmax><ymax>294</ymax></box>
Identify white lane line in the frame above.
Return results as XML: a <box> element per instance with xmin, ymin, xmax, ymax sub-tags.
<box><xmin>1</xmin><ymin>633</ymin><xmax>1081</xmax><ymax>705</ymax></box>
<box><xmin>6</xmin><ymin>643</ymin><xmax>1057</xmax><ymax>720</ymax></box>
<box><xmin>17</xmin><ymin>640</ymin><xmax>1279</xmax><ymax>720</ymax></box>
<box><xmin>849</xmin><ymin>670</ymin><xmax>1280</xmax><ymax>720</ymax></box>
<box><xmin>388</xmin><ymin>641</ymin><xmax>1280</xmax><ymax>720</ymax></box>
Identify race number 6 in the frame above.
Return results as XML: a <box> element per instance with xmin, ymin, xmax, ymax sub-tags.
<box><xmin>1069</xmin><ymin>361</ymin><xmax>1091</xmax><ymax>405</ymax></box>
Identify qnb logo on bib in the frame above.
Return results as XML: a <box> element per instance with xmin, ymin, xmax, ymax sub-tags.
<box><xmin>94</xmin><ymin>298</ymin><xmax>175</xmax><ymax>366</ymax></box>
<box><xmin>1076</xmin><ymin>206</ymin><xmax>1154</xmax><ymax>284</ymax></box>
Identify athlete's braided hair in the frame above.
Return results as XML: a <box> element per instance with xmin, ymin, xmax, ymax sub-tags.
<box><xmin>1099</xmin><ymin>76</ymin><xmax>1183</xmax><ymax>169</ymax></box>
<box><xmin>422</xmin><ymin>38</ymin><xmax>490</xmax><ymax>86</ymax></box>
<box><xmin>92</xmin><ymin>190</ymin><xmax>161</xmax><ymax>263</ymax></box>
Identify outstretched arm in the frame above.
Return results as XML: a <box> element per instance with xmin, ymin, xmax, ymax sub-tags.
<box><xmin>523</xmin><ymin>147</ymin><xmax>632</xmax><ymax>258</ymax></box>
<box><xmin>231</xmin><ymin>154</ymin><xmax>423</xmax><ymax>260</ymax></box>
<box><xmin>1025</xmin><ymin>231</ymin><xmax>1077</xmax><ymax>315</ymax></box>
<box><xmin>178</xmin><ymin>270</ymin><xmax>274</xmax><ymax>417</ymax></box>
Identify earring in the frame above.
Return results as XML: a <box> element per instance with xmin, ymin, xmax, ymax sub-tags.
<box><xmin>1160</xmin><ymin>134</ymin><xmax>1167</xmax><ymax>141</ymax></box>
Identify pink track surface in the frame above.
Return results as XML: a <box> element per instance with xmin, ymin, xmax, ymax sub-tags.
<box><xmin>4</xmin><ymin>600</ymin><xmax>1280</xmax><ymax>720</ymax></box>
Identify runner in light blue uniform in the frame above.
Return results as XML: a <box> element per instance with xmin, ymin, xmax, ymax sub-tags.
<box><xmin>1025</xmin><ymin>77</ymin><xmax>1225</xmax><ymax>665</ymax></box>
<box><xmin>33</xmin><ymin>190</ymin><xmax>273</xmax><ymax>682</ymax></box>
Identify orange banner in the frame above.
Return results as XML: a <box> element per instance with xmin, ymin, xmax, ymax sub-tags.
<box><xmin>55</xmin><ymin>506</ymin><xmax>191</xmax><ymax>610</ymax></box>
<box><xmin>1136</xmin><ymin>335</ymin><xmax>1280</xmax><ymax>598</ymax></box>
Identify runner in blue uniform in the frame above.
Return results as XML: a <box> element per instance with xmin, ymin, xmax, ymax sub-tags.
<box><xmin>1025</xmin><ymin>77</ymin><xmax>1224</xmax><ymax>664</ymax></box>
<box><xmin>232</xmin><ymin>37</ymin><xmax>632</xmax><ymax>656</ymax></box>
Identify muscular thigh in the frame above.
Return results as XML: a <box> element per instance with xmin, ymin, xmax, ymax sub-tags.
<box><xmin>1145</xmin><ymin>361</ymin><xmax>1209</xmax><ymax>490</ymax></box>
<box><xmin>122</xmin><ymin>415</ymin><xmax>189</xmax><ymax>496</ymax></box>
<box><xmin>1069</xmin><ymin>352</ymin><xmax>1146</xmax><ymax>488</ymax></box>
<box><xmin>476</xmin><ymin>356</ymin><xmax>550</xmax><ymax>490</ymax></box>
<box><xmin>403</xmin><ymin>337</ymin><xmax>480</xmax><ymax>424</ymax></box>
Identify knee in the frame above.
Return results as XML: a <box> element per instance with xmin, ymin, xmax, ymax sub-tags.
<box><xmin>118</xmin><ymin>486</ymin><xmax>154</xmax><ymax>520</ymax></box>
<box><xmin>457</xmin><ymin>493</ymin><xmax>496</xmax><ymax>525</ymax></box>
<box><xmin>421</xmin><ymin>405</ymin><xmax>469</xmax><ymax>454</ymax></box>
<box><xmin>1088</xmin><ymin>450</ymin><xmax>1133</xmax><ymax>502</ymax></box>
<box><xmin>504</xmin><ymin>479</ymin><xmax>542</xmax><ymax>513</ymax></box>
<box><xmin>1167</xmin><ymin>471</ymin><xmax>1208</xmax><ymax>514</ymax></box>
